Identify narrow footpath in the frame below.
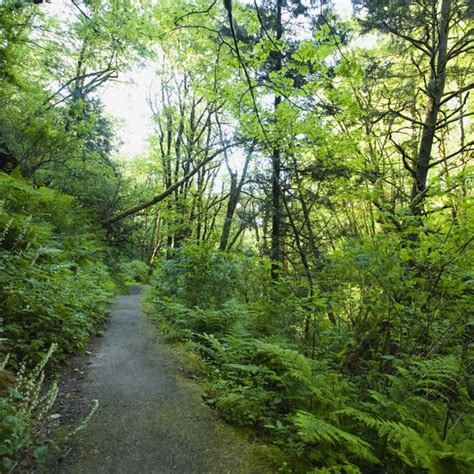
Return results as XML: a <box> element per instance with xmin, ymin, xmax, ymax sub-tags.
<box><xmin>52</xmin><ymin>289</ymin><xmax>265</xmax><ymax>474</ymax></box>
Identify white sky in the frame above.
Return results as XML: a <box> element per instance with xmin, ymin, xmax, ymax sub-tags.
<box><xmin>100</xmin><ymin>65</ymin><xmax>156</xmax><ymax>157</ymax></box>
<box><xmin>100</xmin><ymin>0</ymin><xmax>355</xmax><ymax>158</ymax></box>
<box><xmin>333</xmin><ymin>0</ymin><xmax>353</xmax><ymax>18</ymax></box>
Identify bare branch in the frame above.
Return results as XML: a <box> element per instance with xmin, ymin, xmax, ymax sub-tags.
<box><xmin>428</xmin><ymin>141</ymin><xmax>474</xmax><ymax>169</ymax></box>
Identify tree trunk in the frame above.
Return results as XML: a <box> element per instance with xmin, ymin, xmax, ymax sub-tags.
<box><xmin>0</xmin><ymin>140</ymin><xmax>17</xmax><ymax>172</ymax></box>
<box><xmin>271</xmin><ymin>0</ymin><xmax>284</xmax><ymax>280</ymax></box>
<box><xmin>410</xmin><ymin>0</ymin><xmax>451</xmax><ymax>215</ymax></box>
<box><xmin>219</xmin><ymin>147</ymin><xmax>252</xmax><ymax>251</ymax></box>
<box><xmin>220</xmin><ymin>171</ymin><xmax>238</xmax><ymax>251</ymax></box>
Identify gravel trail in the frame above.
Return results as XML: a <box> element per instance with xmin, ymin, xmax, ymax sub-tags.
<box><xmin>55</xmin><ymin>289</ymin><xmax>264</xmax><ymax>474</ymax></box>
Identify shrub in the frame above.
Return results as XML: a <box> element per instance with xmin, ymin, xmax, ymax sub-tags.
<box><xmin>146</xmin><ymin>241</ymin><xmax>474</xmax><ymax>473</ymax></box>
<box><xmin>117</xmin><ymin>258</ymin><xmax>149</xmax><ymax>285</ymax></box>
<box><xmin>149</xmin><ymin>243</ymin><xmax>265</xmax><ymax>309</ymax></box>
<box><xmin>0</xmin><ymin>345</ymin><xmax>58</xmax><ymax>472</ymax></box>
<box><xmin>0</xmin><ymin>172</ymin><xmax>116</xmax><ymax>365</ymax></box>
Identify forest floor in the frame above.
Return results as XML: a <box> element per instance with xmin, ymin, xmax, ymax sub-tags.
<box><xmin>45</xmin><ymin>287</ymin><xmax>269</xmax><ymax>474</ymax></box>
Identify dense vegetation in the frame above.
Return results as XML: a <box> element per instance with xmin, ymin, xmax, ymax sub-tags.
<box><xmin>1</xmin><ymin>0</ymin><xmax>473</xmax><ymax>472</ymax></box>
<box><xmin>0</xmin><ymin>1</ymin><xmax>138</xmax><ymax>468</ymax></box>
<box><xmin>146</xmin><ymin>241</ymin><xmax>473</xmax><ymax>472</ymax></box>
<box><xmin>0</xmin><ymin>173</ymin><xmax>116</xmax><ymax>363</ymax></box>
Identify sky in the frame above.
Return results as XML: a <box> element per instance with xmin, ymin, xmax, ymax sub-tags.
<box><xmin>99</xmin><ymin>0</ymin><xmax>356</xmax><ymax>158</ymax></box>
<box><xmin>101</xmin><ymin>65</ymin><xmax>156</xmax><ymax>158</ymax></box>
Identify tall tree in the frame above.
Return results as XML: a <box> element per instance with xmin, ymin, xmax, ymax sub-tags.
<box><xmin>359</xmin><ymin>0</ymin><xmax>474</xmax><ymax>219</ymax></box>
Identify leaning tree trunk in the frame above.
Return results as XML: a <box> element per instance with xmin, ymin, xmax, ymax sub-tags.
<box><xmin>219</xmin><ymin>147</ymin><xmax>252</xmax><ymax>251</ymax></box>
<box><xmin>220</xmin><ymin>171</ymin><xmax>238</xmax><ymax>251</ymax></box>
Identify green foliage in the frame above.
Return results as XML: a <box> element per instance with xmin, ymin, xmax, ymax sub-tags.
<box><xmin>317</xmin><ymin>216</ymin><xmax>473</xmax><ymax>373</ymax></box>
<box><xmin>0</xmin><ymin>173</ymin><xmax>116</xmax><ymax>364</ymax></box>
<box><xmin>0</xmin><ymin>398</ymin><xmax>29</xmax><ymax>472</ymax></box>
<box><xmin>204</xmin><ymin>338</ymin><xmax>313</xmax><ymax>426</ymax></box>
<box><xmin>293</xmin><ymin>411</ymin><xmax>378</xmax><ymax>466</ymax></box>
<box><xmin>146</xmin><ymin>242</ymin><xmax>474</xmax><ymax>472</ymax></box>
<box><xmin>118</xmin><ymin>259</ymin><xmax>150</xmax><ymax>285</ymax></box>
<box><xmin>2</xmin><ymin>0</ymin><xmax>469</xmax><ymax>471</ymax></box>
<box><xmin>150</xmin><ymin>243</ymin><xmax>262</xmax><ymax>308</ymax></box>
<box><xmin>0</xmin><ymin>345</ymin><xmax>58</xmax><ymax>472</ymax></box>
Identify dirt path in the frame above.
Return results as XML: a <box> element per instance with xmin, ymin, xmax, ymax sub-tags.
<box><xmin>51</xmin><ymin>289</ymin><xmax>266</xmax><ymax>474</ymax></box>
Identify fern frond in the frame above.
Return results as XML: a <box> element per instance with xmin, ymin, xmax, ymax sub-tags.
<box><xmin>293</xmin><ymin>411</ymin><xmax>379</xmax><ymax>464</ymax></box>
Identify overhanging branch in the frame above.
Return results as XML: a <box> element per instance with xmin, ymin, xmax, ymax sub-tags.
<box><xmin>102</xmin><ymin>141</ymin><xmax>244</xmax><ymax>225</ymax></box>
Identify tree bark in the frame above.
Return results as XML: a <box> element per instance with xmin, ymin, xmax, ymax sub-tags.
<box><xmin>410</xmin><ymin>0</ymin><xmax>451</xmax><ymax>215</ymax></box>
<box><xmin>220</xmin><ymin>171</ymin><xmax>238</xmax><ymax>251</ymax></box>
<box><xmin>271</xmin><ymin>0</ymin><xmax>284</xmax><ymax>279</ymax></box>
<box><xmin>219</xmin><ymin>146</ymin><xmax>252</xmax><ymax>251</ymax></box>
<box><xmin>0</xmin><ymin>140</ymin><xmax>17</xmax><ymax>172</ymax></box>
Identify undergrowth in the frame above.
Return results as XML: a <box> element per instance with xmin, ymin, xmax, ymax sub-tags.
<box><xmin>0</xmin><ymin>172</ymin><xmax>116</xmax><ymax>470</ymax></box>
<box><xmin>0</xmin><ymin>345</ymin><xmax>58</xmax><ymax>471</ymax></box>
<box><xmin>0</xmin><ymin>172</ymin><xmax>116</xmax><ymax>365</ymax></box>
<box><xmin>145</xmin><ymin>243</ymin><xmax>474</xmax><ymax>473</ymax></box>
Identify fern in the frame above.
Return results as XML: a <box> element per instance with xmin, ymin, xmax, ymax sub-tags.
<box><xmin>293</xmin><ymin>411</ymin><xmax>379</xmax><ymax>465</ymax></box>
<box><xmin>146</xmin><ymin>241</ymin><xmax>474</xmax><ymax>473</ymax></box>
<box><xmin>311</xmin><ymin>464</ymin><xmax>362</xmax><ymax>473</ymax></box>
